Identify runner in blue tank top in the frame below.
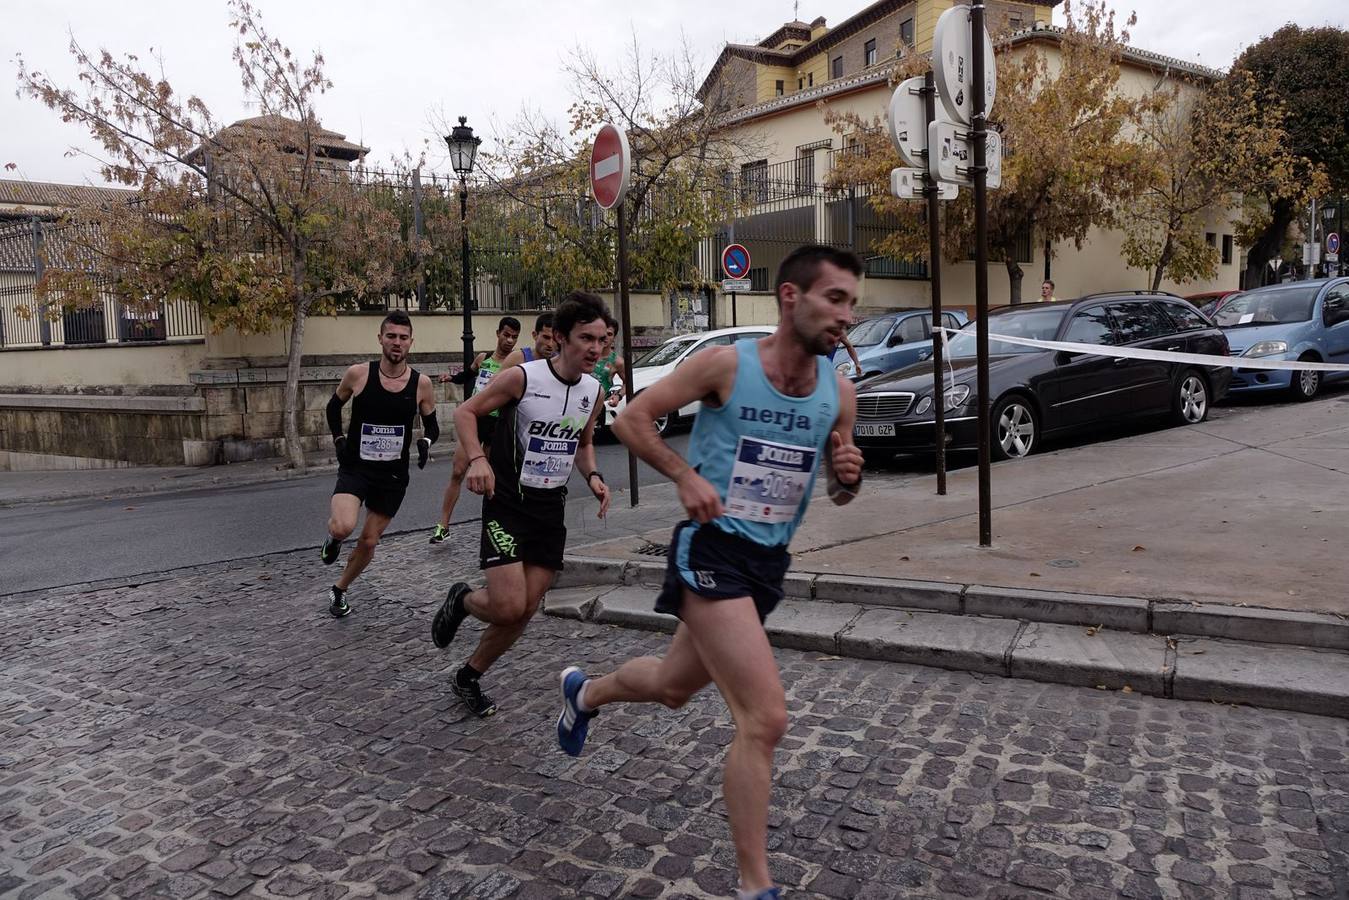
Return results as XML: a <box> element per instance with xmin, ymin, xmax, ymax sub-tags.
<box><xmin>554</xmin><ymin>245</ymin><xmax>865</xmax><ymax>900</ymax></box>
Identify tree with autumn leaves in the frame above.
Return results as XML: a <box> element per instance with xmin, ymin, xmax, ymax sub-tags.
<box><xmin>17</xmin><ymin>2</ymin><xmax>403</xmax><ymax>471</ymax></box>
<box><xmin>830</xmin><ymin>1</ymin><xmax>1152</xmax><ymax>303</ymax></box>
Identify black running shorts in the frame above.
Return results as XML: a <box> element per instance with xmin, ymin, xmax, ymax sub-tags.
<box><xmin>333</xmin><ymin>465</ymin><xmax>407</xmax><ymax>518</ymax></box>
<box><xmin>479</xmin><ymin>492</ymin><xmax>566</xmax><ymax>571</ymax></box>
<box><xmin>655</xmin><ymin>520</ymin><xmax>792</xmax><ymax>622</ymax></box>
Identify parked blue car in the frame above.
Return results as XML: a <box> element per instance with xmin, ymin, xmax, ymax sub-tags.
<box><xmin>1215</xmin><ymin>278</ymin><xmax>1349</xmax><ymax>400</ymax></box>
<box><xmin>835</xmin><ymin>308</ymin><xmax>970</xmax><ymax>381</ymax></box>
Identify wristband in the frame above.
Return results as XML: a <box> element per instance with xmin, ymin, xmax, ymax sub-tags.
<box><xmin>586</xmin><ymin>470</ymin><xmax>605</xmax><ymax>484</ymax></box>
<box><xmin>467</xmin><ymin>454</ymin><xmax>486</xmax><ymax>466</ymax></box>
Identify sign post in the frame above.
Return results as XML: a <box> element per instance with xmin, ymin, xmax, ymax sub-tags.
<box><xmin>591</xmin><ymin>123</ymin><xmax>638</xmax><ymax>506</ymax></box>
<box><xmin>969</xmin><ymin>2</ymin><xmax>993</xmax><ymax>548</ymax></box>
<box><xmin>721</xmin><ymin>243</ymin><xmax>751</xmax><ymax>328</ymax></box>
<box><xmin>921</xmin><ymin>71</ymin><xmax>949</xmax><ymax>497</ymax></box>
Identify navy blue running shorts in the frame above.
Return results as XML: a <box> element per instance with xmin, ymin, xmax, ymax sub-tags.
<box><xmin>654</xmin><ymin>520</ymin><xmax>791</xmax><ymax>622</ymax></box>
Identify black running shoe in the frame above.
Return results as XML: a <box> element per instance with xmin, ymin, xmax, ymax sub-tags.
<box><xmin>432</xmin><ymin>582</ymin><xmax>471</xmax><ymax>649</ymax></box>
<box><xmin>320</xmin><ymin>535</ymin><xmax>340</xmax><ymax>565</ymax></box>
<box><xmin>452</xmin><ymin>676</ymin><xmax>498</xmax><ymax>718</ymax></box>
<box><xmin>328</xmin><ymin>585</ymin><xmax>350</xmax><ymax>618</ymax></box>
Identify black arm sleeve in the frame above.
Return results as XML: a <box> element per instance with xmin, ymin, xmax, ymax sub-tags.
<box><xmin>326</xmin><ymin>393</ymin><xmax>346</xmax><ymax>439</ymax></box>
<box><xmin>422</xmin><ymin>409</ymin><xmax>440</xmax><ymax>444</ymax></box>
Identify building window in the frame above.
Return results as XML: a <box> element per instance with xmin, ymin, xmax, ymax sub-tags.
<box><xmin>741</xmin><ymin>159</ymin><xmax>769</xmax><ymax>204</ymax></box>
<box><xmin>831</xmin><ymin>56</ymin><xmax>843</xmax><ymax>79</ymax></box>
<box><xmin>808</xmin><ymin>72</ymin><xmax>813</xmax><ymax>87</ymax></box>
<box><xmin>775</xmin><ymin>80</ymin><xmax>784</xmax><ymax>96</ymax></box>
<box><xmin>795</xmin><ymin>147</ymin><xmax>815</xmax><ymax>194</ymax></box>
<box><xmin>1205</xmin><ymin>232</ymin><xmax>1217</xmax><ymax>247</ymax></box>
<box><xmin>1009</xmin><ymin>15</ymin><xmax>1023</xmax><ymax>30</ymax></box>
<box><xmin>1222</xmin><ymin>234</ymin><xmax>1234</xmax><ymax>265</ymax></box>
<box><xmin>864</xmin><ymin>38</ymin><xmax>877</xmax><ymax>67</ymax></box>
<box><xmin>798</xmin><ymin>77</ymin><xmax>804</xmax><ymax>90</ymax></box>
<box><xmin>900</xmin><ymin>17</ymin><xmax>915</xmax><ymax>47</ymax></box>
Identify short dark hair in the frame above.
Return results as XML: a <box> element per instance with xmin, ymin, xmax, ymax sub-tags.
<box><xmin>533</xmin><ymin>312</ymin><xmax>555</xmax><ymax>333</ymax></box>
<box><xmin>380</xmin><ymin>310</ymin><xmax>412</xmax><ymax>332</ymax></box>
<box><xmin>774</xmin><ymin>245</ymin><xmax>863</xmax><ymax>306</ymax></box>
<box><xmin>1042</xmin><ymin>280</ymin><xmax>1055</xmax><ymax>289</ymax></box>
<box><xmin>603</xmin><ymin>312</ymin><xmax>618</xmax><ymax>332</ymax></box>
<box><xmin>553</xmin><ymin>291</ymin><xmax>610</xmax><ymax>339</ymax></box>
<box><xmin>497</xmin><ymin>316</ymin><xmax>521</xmax><ymax>334</ymax></box>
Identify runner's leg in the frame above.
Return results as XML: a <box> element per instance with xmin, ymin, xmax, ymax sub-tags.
<box><xmin>679</xmin><ymin>590</ymin><xmax>786</xmax><ymax>894</ymax></box>
<box><xmin>464</xmin><ymin>563</ymin><xmax>555</xmax><ymax>672</ymax></box>
<box><xmin>336</xmin><ymin>510</ymin><xmax>393</xmax><ymax>591</ymax></box>
<box><xmin>581</xmin><ymin>625</ymin><xmax>712</xmax><ymax>709</ymax></box>
<box><xmin>328</xmin><ymin>493</ymin><xmax>360</xmax><ymax>542</ymax></box>
<box><xmin>435</xmin><ymin>441</ymin><xmax>470</xmax><ymax>530</ymax></box>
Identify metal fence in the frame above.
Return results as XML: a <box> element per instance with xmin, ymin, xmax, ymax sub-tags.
<box><xmin>0</xmin><ymin>219</ymin><xmax>204</xmax><ymax>349</ymax></box>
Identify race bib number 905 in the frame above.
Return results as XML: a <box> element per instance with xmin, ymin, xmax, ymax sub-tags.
<box><xmin>725</xmin><ymin>436</ymin><xmax>816</xmax><ymax>524</ymax></box>
<box><xmin>359</xmin><ymin>423</ymin><xmax>405</xmax><ymax>462</ymax></box>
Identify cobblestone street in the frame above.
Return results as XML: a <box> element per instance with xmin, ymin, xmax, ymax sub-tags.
<box><xmin>3</xmin><ymin>527</ymin><xmax>1348</xmax><ymax>899</ymax></box>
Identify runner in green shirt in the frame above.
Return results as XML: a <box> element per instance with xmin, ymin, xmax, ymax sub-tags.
<box><xmin>429</xmin><ymin>316</ymin><xmax>521</xmax><ymax>543</ymax></box>
<box><xmin>592</xmin><ymin>317</ymin><xmax>626</xmax><ymax>432</ymax></box>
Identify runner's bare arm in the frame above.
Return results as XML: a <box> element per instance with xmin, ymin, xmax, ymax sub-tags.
<box><xmin>825</xmin><ymin>375</ymin><xmax>863</xmax><ymax>506</ymax></box>
<box><xmin>575</xmin><ymin>389</ymin><xmax>610</xmax><ymax>518</ymax></box>
<box><xmin>614</xmin><ymin>345</ymin><xmax>737</xmax><ymax>523</ymax></box>
<box><xmin>440</xmin><ymin>352</ymin><xmax>488</xmax><ymax>383</ymax></box>
<box><xmin>500</xmin><ymin>349</ymin><xmax>525</xmax><ymax>370</ymax></box>
<box><xmin>334</xmin><ymin>363</ymin><xmax>364</xmax><ymax>402</ymax></box>
<box><xmin>417</xmin><ymin>373</ymin><xmax>437</xmax><ymax>417</ymax></box>
<box><xmin>842</xmin><ymin>334</ymin><xmax>862</xmax><ymax>372</ymax></box>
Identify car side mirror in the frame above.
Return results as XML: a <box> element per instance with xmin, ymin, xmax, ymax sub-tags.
<box><xmin>1055</xmin><ymin>350</ymin><xmax>1080</xmax><ymax>364</ymax></box>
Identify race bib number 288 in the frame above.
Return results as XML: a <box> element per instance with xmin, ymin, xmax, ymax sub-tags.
<box><xmin>724</xmin><ymin>436</ymin><xmax>816</xmax><ymax>524</ymax></box>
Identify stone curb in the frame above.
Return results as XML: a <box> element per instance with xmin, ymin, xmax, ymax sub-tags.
<box><xmin>543</xmin><ymin>580</ymin><xmax>1349</xmax><ymax>720</ymax></box>
<box><xmin>558</xmin><ymin>555</ymin><xmax>1349</xmax><ymax>652</ymax></box>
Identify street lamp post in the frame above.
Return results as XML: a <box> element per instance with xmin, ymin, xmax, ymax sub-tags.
<box><xmin>446</xmin><ymin>116</ymin><xmax>482</xmax><ymax>388</ymax></box>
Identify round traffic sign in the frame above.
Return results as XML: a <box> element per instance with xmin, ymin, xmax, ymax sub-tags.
<box><xmin>721</xmin><ymin>244</ymin><xmax>751</xmax><ymax>279</ymax></box>
<box><xmin>887</xmin><ymin>76</ymin><xmax>928</xmax><ymax>169</ymax></box>
<box><xmin>590</xmin><ymin>124</ymin><xmax>630</xmax><ymax>210</ymax></box>
<box><xmin>932</xmin><ymin>5</ymin><xmax>996</xmax><ymax>125</ymax></box>
<box><xmin>1329</xmin><ymin>233</ymin><xmax>1341</xmax><ymax>254</ymax></box>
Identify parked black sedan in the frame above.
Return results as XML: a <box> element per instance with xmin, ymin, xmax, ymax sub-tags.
<box><xmin>852</xmin><ymin>293</ymin><xmax>1232</xmax><ymax>461</ymax></box>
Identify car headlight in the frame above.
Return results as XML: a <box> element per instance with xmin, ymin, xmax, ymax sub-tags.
<box><xmin>914</xmin><ymin>396</ymin><xmax>932</xmax><ymax>415</ymax></box>
<box><xmin>943</xmin><ymin>384</ymin><xmax>971</xmax><ymax>410</ymax></box>
<box><xmin>835</xmin><ymin>360</ymin><xmax>855</xmax><ymax>377</ymax></box>
<box><xmin>1243</xmin><ymin>340</ymin><xmax>1287</xmax><ymax>358</ymax></box>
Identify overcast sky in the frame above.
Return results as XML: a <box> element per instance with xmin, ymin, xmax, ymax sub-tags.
<box><xmin>4</xmin><ymin>0</ymin><xmax>1345</xmax><ymax>186</ymax></box>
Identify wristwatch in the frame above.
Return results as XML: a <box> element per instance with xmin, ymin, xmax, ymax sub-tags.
<box><xmin>586</xmin><ymin>470</ymin><xmax>605</xmax><ymax>484</ymax></box>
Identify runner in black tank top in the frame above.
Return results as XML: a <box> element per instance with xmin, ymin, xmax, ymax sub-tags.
<box><xmin>428</xmin><ymin>296</ymin><xmax>609</xmax><ymax>718</ymax></box>
<box><xmin>319</xmin><ymin>311</ymin><xmax>439</xmax><ymax>618</ymax></box>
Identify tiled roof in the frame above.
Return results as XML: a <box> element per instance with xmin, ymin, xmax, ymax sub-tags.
<box><xmin>1007</xmin><ymin>22</ymin><xmax>1223</xmax><ymax>80</ymax></box>
<box><xmin>0</xmin><ymin>179</ymin><xmax>135</xmax><ymax>215</ymax></box>
<box><xmin>187</xmin><ymin>115</ymin><xmax>369</xmax><ymax>163</ymax></box>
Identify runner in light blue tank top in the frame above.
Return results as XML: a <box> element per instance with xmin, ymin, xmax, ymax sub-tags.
<box><xmin>553</xmin><ymin>245</ymin><xmax>867</xmax><ymax>900</ymax></box>
<box><xmin>686</xmin><ymin>339</ymin><xmax>837</xmax><ymax>548</ymax></box>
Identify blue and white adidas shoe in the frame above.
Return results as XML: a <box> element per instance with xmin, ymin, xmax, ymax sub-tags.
<box><xmin>556</xmin><ymin>666</ymin><xmax>596</xmax><ymax>757</ymax></box>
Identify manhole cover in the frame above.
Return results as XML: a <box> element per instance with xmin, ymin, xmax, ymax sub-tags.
<box><xmin>636</xmin><ymin>541</ymin><xmax>668</xmax><ymax>558</ymax></box>
<box><xmin>1048</xmin><ymin>558</ymin><xmax>1080</xmax><ymax>569</ymax></box>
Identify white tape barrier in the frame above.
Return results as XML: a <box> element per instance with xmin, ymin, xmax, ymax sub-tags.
<box><xmin>936</xmin><ymin>328</ymin><xmax>1349</xmax><ymax>372</ymax></box>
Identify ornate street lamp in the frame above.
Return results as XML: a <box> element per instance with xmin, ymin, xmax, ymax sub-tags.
<box><xmin>446</xmin><ymin>116</ymin><xmax>482</xmax><ymax>388</ymax></box>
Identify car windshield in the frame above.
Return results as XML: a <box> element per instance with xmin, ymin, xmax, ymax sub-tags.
<box><xmin>847</xmin><ymin>317</ymin><xmax>895</xmax><ymax>347</ymax></box>
<box><xmin>635</xmin><ymin>337</ymin><xmax>698</xmax><ymax>367</ymax></box>
<box><xmin>1213</xmin><ymin>286</ymin><xmax>1317</xmax><ymax>327</ymax></box>
<box><xmin>944</xmin><ymin>308</ymin><xmax>1068</xmax><ymax>357</ymax></box>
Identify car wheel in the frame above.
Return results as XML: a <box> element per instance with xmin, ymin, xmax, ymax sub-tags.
<box><xmin>992</xmin><ymin>395</ymin><xmax>1036</xmax><ymax>461</ymax></box>
<box><xmin>1288</xmin><ymin>355</ymin><xmax>1320</xmax><ymax>401</ymax></box>
<box><xmin>1170</xmin><ymin>369</ymin><xmax>1209</xmax><ymax>425</ymax></box>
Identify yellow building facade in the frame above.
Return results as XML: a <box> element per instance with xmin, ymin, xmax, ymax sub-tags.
<box><xmin>699</xmin><ymin>0</ymin><xmax>1243</xmax><ymax>314</ymax></box>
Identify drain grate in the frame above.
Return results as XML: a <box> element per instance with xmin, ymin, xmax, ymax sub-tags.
<box><xmin>635</xmin><ymin>541</ymin><xmax>668</xmax><ymax>558</ymax></box>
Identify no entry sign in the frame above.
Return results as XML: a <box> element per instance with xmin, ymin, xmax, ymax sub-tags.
<box><xmin>721</xmin><ymin>243</ymin><xmax>751</xmax><ymax>279</ymax></box>
<box><xmin>590</xmin><ymin>124</ymin><xmax>631</xmax><ymax>210</ymax></box>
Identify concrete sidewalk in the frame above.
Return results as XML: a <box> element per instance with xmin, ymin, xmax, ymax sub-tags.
<box><xmin>555</xmin><ymin>398</ymin><xmax>1349</xmax><ymax>718</ymax></box>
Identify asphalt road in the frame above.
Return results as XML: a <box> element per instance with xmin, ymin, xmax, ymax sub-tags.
<box><xmin>0</xmin><ymin>436</ymin><xmax>688</xmax><ymax>595</ymax></box>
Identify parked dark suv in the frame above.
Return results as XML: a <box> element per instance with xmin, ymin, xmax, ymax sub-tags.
<box><xmin>852</xmin><ymin>292</ymin><xmax>1232</xmax><ymax>461</ymax></box>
